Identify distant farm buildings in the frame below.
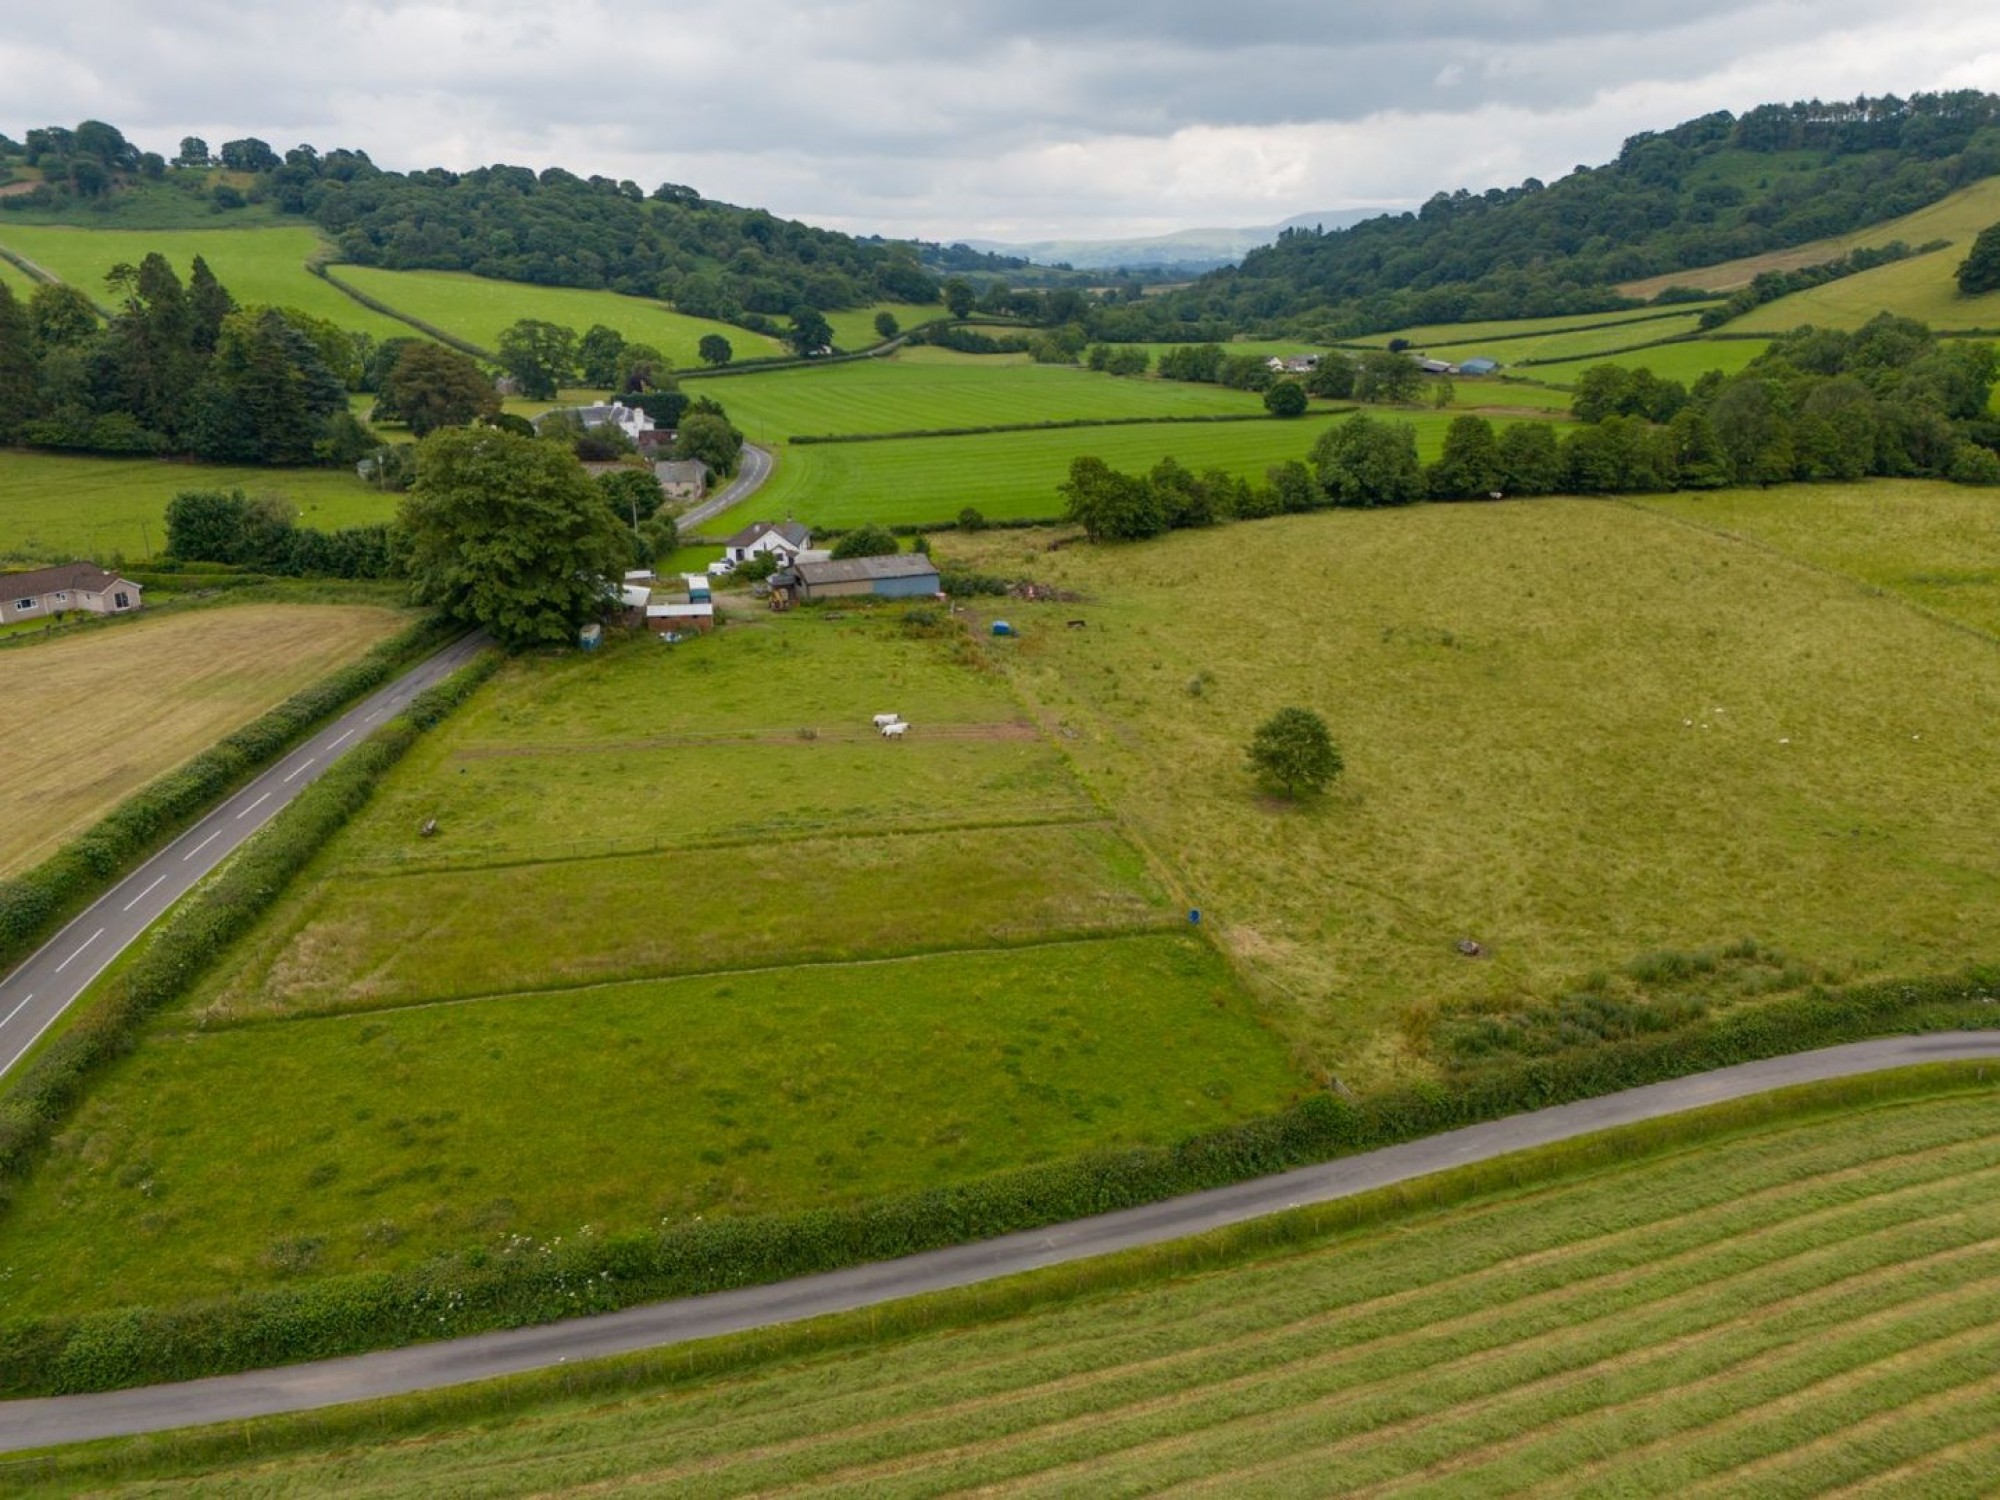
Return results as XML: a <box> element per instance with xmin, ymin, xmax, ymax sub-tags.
<box><xmin>653</xmin><ymin>459</ymin><xmax>711</xmax><ymax>501</ymax></box>
<box><xmin>771</xmin><ymin>553</ymin><xmax>942</xmax><ymax>605</ymax></box>
<box><xmin>3</xmin><ymin>562</ymin><xmax>143</xmax><ymax>622</ymax></box>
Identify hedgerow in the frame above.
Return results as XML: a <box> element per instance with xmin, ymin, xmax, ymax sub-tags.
<box><xmin>0</xmin><ymin>615</ymin><xmax>458</xmax><ymax>974</ymax></box>
<box><xmin>0</xmin><ymin>959</ymin><xmax>1990</xmax><ymax>1395</ymax></box>
<box><xmin>0</xmin><ymin>652</ymin><xmax>500</xmax><ymax>1221</ymax></box>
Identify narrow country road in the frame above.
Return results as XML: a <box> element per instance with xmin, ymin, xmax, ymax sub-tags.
<box><xmin>0</xmin><ymin>631</ymin><xmax>488</xmax><ymax>1082</ymax></box>
<box><xmin>677</xmin><ymin>441</ymin><xmax>773</xmax><ymax>533</ymax></box>
<box><xmin>2</xmin><ymin>1029</ymin><xmax>1994</xmax><ymax>1452</ymax></box>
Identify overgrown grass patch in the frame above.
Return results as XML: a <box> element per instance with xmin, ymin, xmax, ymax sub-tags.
<box><xmin>936</xmin><ymin>493</ymin><xmax>2000</xmax><ymax>1083</ymax></box>
<box><xmin>0</xmin><ymin>932</ymin><xmax>1293</xmax><ymax>1315</ymax></box>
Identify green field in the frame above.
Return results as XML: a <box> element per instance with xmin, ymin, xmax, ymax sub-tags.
<box><xmin>33</xmin><ymin>1077</ymin><xmax>2000</xmax><ymax>1494</ymax></box>
<box><xmin>331</xmin><ymin>265</ymin><xmax>785</xmax><ymax>364</ymax></box>
<box><xmin>0</xmin><ymin>614</ymin><xmax>1298</xmax><ymax>1312</ymax></box>
<box><xmin>712</xmin><ymin>407</ymin><xmax>1540</xmax><ymax>532</ymax></box>
<box><xmin>0</xmin><ymin>255</ymin><xmax>37</xmax><ymax>297</ymax></box>
<box><xmin>1421</xmin><ymin>311</ymin><xmax>1708</xmax><ymax>366</ymax></box>
<box><xmin>1525</xmin><ymin>337</ymin><xmax>1773</xmax><ymax>388</ymax></box>
<box><xmin>1733</xmin><ymin>246</ymin><xmax>2000</xmax><ymax>333</ymax></box>
<box><xmin>1620</xmin><ymin>171</ymin><xmax>2000</xmax><ymax>298</ymax></box>
<box><xmin>701</xmin><ymin>347</ymin><xmax>1267</xmax><ymax>441</ymax></box>
<box><xmin>1349</xmin><ymin>304</ymin><xmax>1706</xmax><ymax>350</ymax></box>
<box><xmin>1637</xmin><ymin>479</ymin><xmax>2000</xmax><ymax>639</ymax></box>
<box><xmin>0</xmin><ymin>225</ymin><xmax>409</xmax><ymax>337</ymax></box>
<box><xmin>936</xmin><ymin>487</ymin><xmax>2000</xmax><ymax>1073</ymax></box>
<box><xmin>821</xmin><ymin>301</ymin><xmax>944</xmax><ymax>349</ymax></box>
<box><xmin>0</xmin><ymin>450</ymin><xmax>398</xmax><ymax>562</ymax></box>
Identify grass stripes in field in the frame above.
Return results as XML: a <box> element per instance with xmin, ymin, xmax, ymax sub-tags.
<box><xmin>39</xmin><ymin>1086</ymin><xmax>1996</xmax><ymax>1497</ymax></box>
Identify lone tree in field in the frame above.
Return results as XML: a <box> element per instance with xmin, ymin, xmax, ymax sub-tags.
<box><xmin>1247</xmin><ymin>707</ymin><xmax>1343</xmax><ymax>799</ymax></box>
<box><xmin>399</xmin><ymin>426</ymin><xmax>627</xmax><ymax>647</ymax></box>
<box><xmin>1958</xmin><ymin>222</ymin><xmax>2000</xmax><ymax>296</ymax></box>
<box><xmin>697</xmin><ymin>333</ymin><xmax>733</xmax><ymax>367</ymax></box>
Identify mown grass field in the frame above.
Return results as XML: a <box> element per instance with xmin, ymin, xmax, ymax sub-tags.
<box><xmin>1348</xmin><ymin>303</ymin><xmax>1704</xmax><ymax>350</ymax></box>
<box><xmin>32</xmin><ymin>1077</ymin><xmax>2000</xmax><ymax>1495</ymax></box>
<box><xmin>712</xmin><ymin>407</ymin><xmax>1537</xmax><ymax>533</ymax></box>
<box><xmin>0</xmin><ymin>225</ymin><xmax>409</xmax><ymax>337</ymax></box>
<box><xmin>821</xmin><ymin>301</ymin><xmax>943</xmax><ymax>349</ymax></box>
<box><xmin>0</xmin><ymin>254</ymin><xmax>37</xmax><ymax>296</ymax></box>
<box><xmin>1619</xmin><ymin>171</ymin><xmax>2000</xmax><ymax>298</ymax></box>
<box><xmin>1732</xmin><ymin>245</ymin><xmax>2000</xmax><ymax>333</ymax></box>
<box><xmin>0</xmin><ymin>602</ymin><xmax>409</xmax><ymax>877</ymax></box>
<box><xmin>936</xmin><ymin>487</ymin><xmax>2000</xmax><ymax>1074</ymax></box>
<box><xmin>329</xmin><ymin>265</ymin><xmax>785</xmax><ymax>363</ymax></box>
<box><xmin>700</xmin><ymin>347</ymin><xmax>1266</xmax><ymax>441</ymax></box>
<box><xmin>0</xmin><ymin>450</ymin><xmax>398</xmax><ymax>562</ymax></box>
<box><xmin>1637</xmin><ymin>479</ymin><xmax>2000</xmax><ymax>639</ymax></box>
<box><xmin>1524</xmin><ymin>337</ymin><xmax>1773</xmax><ymax>388</ymax></box>
<box><xmin>0</xmin><ymin>614</ymin><xmax>1298</xmax><ymax>1310</ymax></box>
<box><xmin>1420</xmin><ymin>311</ymin><xmax>1708</xmax><ymax>366</ymax></box>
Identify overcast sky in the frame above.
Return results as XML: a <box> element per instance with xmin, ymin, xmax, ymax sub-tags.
<box><xmin>4</xmin><ymin>2</ymin><xmax>1998</xmax><ymax>243</ymax></box>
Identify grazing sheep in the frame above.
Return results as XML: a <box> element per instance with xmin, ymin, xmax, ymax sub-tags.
<box><xmin>872</xmin><ymin>713</ymin><xmax>901</xmax><ymax>728</ymax></box>
<box><xmin>882</xmin><ymin>721</ymin><xmax>909</xmax><ymax>738</ymax></box>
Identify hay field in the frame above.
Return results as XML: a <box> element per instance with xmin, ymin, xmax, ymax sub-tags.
<box><xmin>0</xmin><ymin>602</ymin><xmax>409</xmax><ymax>876</ymax></box>
<box><xmin>820</xmin><ymin>302</ymin><xmax>943</xmax><ymax>349</ymax></box>
<box><xmin>42</xmin><ymin>1078</ymin><xmax>2000</xmax><ymax>1495</ymax></box>
<box><xmin>1347</xmin><ymin>305</ymin><xmax>1704</xmax><ymax>351</ymax></box>
<box><xmin>0</xmin><ymin>225</ymin><xmax>408</xmax><ymax>337</ymax></box>
<box><xmin>1731</xmin><ymin>246</ymin><xmax>2000</xmax><ymax>333</ymax></box>
<box><xmin>939</xmin><ymin>494</ymin><xmax>2000</xmax><ymax>1076</ymax></box>
<box><xmin>1420</xmin><ymin>312</ymin><xmax>1706</xmax><ymax>366</ymax></box>
<box><xmin>0</xmin><ymin>450</ymin><xmax>397</xmax><ymax>562</ymax></box>
<box><xmin>1525</xmin><ymin>338</ymin><xmax>1772</xmax><ymax>388</ymax></box>
<box><xmin>330</xmin><ymin>266</ymin><xmax>785</xmax><ymax>363</ymax></box>
<box><xmin>1618</xmin><ymin>172</ymin><xmax>2000</xmax><ymax>298</ymax></box>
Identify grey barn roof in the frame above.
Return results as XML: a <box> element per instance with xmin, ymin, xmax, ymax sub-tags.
<box><xmin>795</xmin><ymin>554</ymin><xmax>940</xmax><ymax>586</ymax></box>
<box><xmin>2</xmin><ymin>562</ymin><xmax>132</xmax><ymax>597</ymax></box>
<box><xmin>654</xmin><ymin>460</ymin><xmax>710</xmax><ymax>484</ymax></box>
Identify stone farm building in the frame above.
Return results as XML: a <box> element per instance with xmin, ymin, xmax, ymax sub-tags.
<box><xmin>779</xmin><ymin>554</ymin><xmax>942</xmax><ymax>602</ymax></box>
<box><xmin>654</xmin><ymin>460</ymin><xmax>710</xmax><ymax>501</ymax></box>
<box><xmin>4</xmin><ymin>562</ymin><xmax>143</xmax><ymax>623</ymax></box>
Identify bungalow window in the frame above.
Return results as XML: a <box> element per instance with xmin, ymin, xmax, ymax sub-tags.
<box><xmin>14</xmin><ymin>597</ymin><xmax>36</xmax><ymax>612</ymax></box>
<box><xmin>52</xmin><ymin>591</ymin><xmax>67</xmax><ymax>603</ymax></box>
<box><xmin>114</xmin><ymin>592</ymin><xmax>131</xmax><ymax>609</ymax></box>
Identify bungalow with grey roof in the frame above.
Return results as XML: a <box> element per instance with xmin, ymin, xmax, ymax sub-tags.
<box><xmin>3</xmin><ymin>562</ymin><xmax>143</xmax><ymax>623</ymax></box>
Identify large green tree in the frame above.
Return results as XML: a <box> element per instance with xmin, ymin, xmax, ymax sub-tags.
<box><xmin>785</xmin><ymin>307</ymin><xmax>833</xmax><ymax>357</ymax></box>
<box><xmin>399</xmin><ymin>427</ymin><xmax>628</xmax><ymax>647</ymax></box>
<box><xmin>1059</xmin><ymin>455</ymin><xmax>1164</xmax><ymax>542</ymax></box>
<box><xmin>1247</xmin><ymin>707</ymin><xmax>1343</xmax><ymax>798</ymax></box>
<box><xmin>1957</xmin><ymin>221</ymin><xmax>2000</xmax><ymax>296</ymax></box>
<box><xmin>495</xmin><ymin>319</ymin><xmax>577</xmax><ymax>400</ymax></box>
<box><xmin>1311</xmin><ymin>414</ymin><xmax>1424</xmax><ymax>505</ymax></box>
<box><xmin>378</xmin><ymin>341</ymin><xmax>500</xmax><ymax>436</ymax></box>
<box><xmin>0</xmin><ymin>282</ymin><xmax>37</xmax><ymax>440</ymax></box>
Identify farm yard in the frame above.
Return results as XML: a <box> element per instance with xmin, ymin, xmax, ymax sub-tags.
<box><xmin>0</xmin><ymin>613</ymin><xmax>1300</xmax><ymax>1312</ymax></box>
<box><xmin>32</xmin><ymin>1074</ymin><xmax>2000</xmax><ymax>1495</ymax></box>
<box><xmin>935</xmin><ymin>486</ymin><xmax>2000</xmax><ymax>1071</ymax></box>
<box><xmin>0</xmin><ymin>602</ymin><xmax>411</xmax><ymax>877</ymax></box>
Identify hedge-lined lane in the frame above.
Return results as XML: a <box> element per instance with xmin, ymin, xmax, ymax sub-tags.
<box><xmin>0</xmin><ymin>631</ymin><xmax>487</xmax><ymax>1081</ymax></box>
<box><xmin>2</xmin><ymin>1032</ymin><xmax>1996</xmax><ymax>1451</ymax></box>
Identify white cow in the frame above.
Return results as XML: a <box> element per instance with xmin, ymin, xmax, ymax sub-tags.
<box><xmin>872</xmin><ymin>713</ymin><xmax>901</xmax><ymax>728</ymax></box>
<box><xmin>881</xmin><ymin>721</ymin><xmax>909</xmax><ymax>738</ymax></box>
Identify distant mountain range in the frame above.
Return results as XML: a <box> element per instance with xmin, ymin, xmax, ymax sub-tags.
<box><xmin>960</xmin><ymin>209</ymin><xmax>1389</xmax><ymax>272</ymax></box>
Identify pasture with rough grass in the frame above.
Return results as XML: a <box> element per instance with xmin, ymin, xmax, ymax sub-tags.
<box><xmin>935</xmin><ymin>487</ymin><xmax>2000</xmax><ymax>1076</ymax></box>
<box><xmin>328</xmin><ymin>265</ymin><xmax>785</xmax><ymax>363</ymax></box>
<box><xmin>0</xmin><ymin>450</ymin><xmax>397</xmax><ymax>562</ymax></box>
<box><xmin>1418</xmin><ymin>311</ymin><xmax>1707</xmax><ymax>366</ymax></box>
<box><xmin>0</xmin><ymin>613</ymin><xmax>1298</xmax><ymax>1311</ymax></box>
<box><xmin>0</xmin><ymin>225</ymin><xmax>409</xmax><ymax>337</ymax></box>
<box><xmin>1524</xmin><ymin>337</ymin><xmax>1773</xmax><ymax>389</ymax></box>
<box><xmin>0</xmin><ymin>602</ymin><xmax>410</xmax><ymax>877</ymax></box>
<box><xmin>1347</xmin><ymin>304</ymin><xmax>1709</xmax><ymax>350</ymax></box>
<box><xmin>708</xmin><ymin>406</ymin><xmax>1545</xmax><ymax>533</ymax></box>
<box><xmin>25</xmin><ymin>1076</ymin><xmax>1999</xmax><ymax>1496</ymax></box>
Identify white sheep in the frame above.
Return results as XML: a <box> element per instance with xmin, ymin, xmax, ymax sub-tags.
<box><xmin>872</xmin><ymin>713</ymin><xmax>901</xmax><ymax>728</ymax></box>
<box><xmin>881</xmin><ymin>721</ymin><xmax>909</xmax><ymax>738</ymax></box>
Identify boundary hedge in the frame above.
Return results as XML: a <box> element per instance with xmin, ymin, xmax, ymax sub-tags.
<box><xmin>786</xmin><ymin>409</ymin><xmax>1353</xmax><ymax>446</ymax></box>
<box><xmin>0</xmin><ymin>959</ymin><xmax>1991</xmax><ymax>1396</ymax></box>
<box><xmin>0</xmin><ymin>614</ymin><xmax>456</xmax><ymax>974</ymax></box>
<box><xmin>0</xmin><ymin>651</ymin><xmax>501</xmax><ymax>1212</ymax></box>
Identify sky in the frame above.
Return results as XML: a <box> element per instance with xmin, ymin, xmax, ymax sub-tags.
<box><xmin>3</xmin><ymin>2</ymin><xmax>1998</xmax><ymax>244</ymax></box>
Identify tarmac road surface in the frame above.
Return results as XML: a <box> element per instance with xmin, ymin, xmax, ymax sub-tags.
<box><xmin>0</xmin><ymin>631</ymin><xmax>489</xmax><ymax>1083</ymax></box>
<box><xmin>678</xmin><ymin>442</ymin><xmax>773</xmax><ymax>533</ymax></box>
<box><xmin>1</xmin><ymin>1030</ymin><xmax>1994</xmax><ymax>1452</ymax></box>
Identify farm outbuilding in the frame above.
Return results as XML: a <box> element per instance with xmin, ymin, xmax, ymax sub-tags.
<box><xmin>1458</xmin><ymin>356</ymin><xmax>1500</xmax><ymax>375</ymax></box>
<box><xmin>646</xmin><ymin>601</ymin><xmax>715</xmax><ymax>635</ymax></box>
<box><xmin>790</xmin><ymin>554</ymin><xmax>942</xmax><ymax>601</ymax></box>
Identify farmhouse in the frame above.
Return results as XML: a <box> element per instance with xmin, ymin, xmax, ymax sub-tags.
<box><xmin>780</xmin><ymin>554</ymin><xmax>942</xmax><ymax>602</ymax></box>
<box><xmin>654</xmin><ymin>459</ymin><xmax>711</xmax><ymax>501</ymax></box>
<box><xmin>3</xmin><ymin>562</ymin><xmax>143</xmax><ymax>622</ymax></box>
<box><xmin>543</xmin><ymin>400</ymin><xmax>654</xmax><ymax>442</ymax></box>
<box><xmin>723</xmin><ymin>519</ymin><xmax>813</xmax><ymax>566</ymax></box>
